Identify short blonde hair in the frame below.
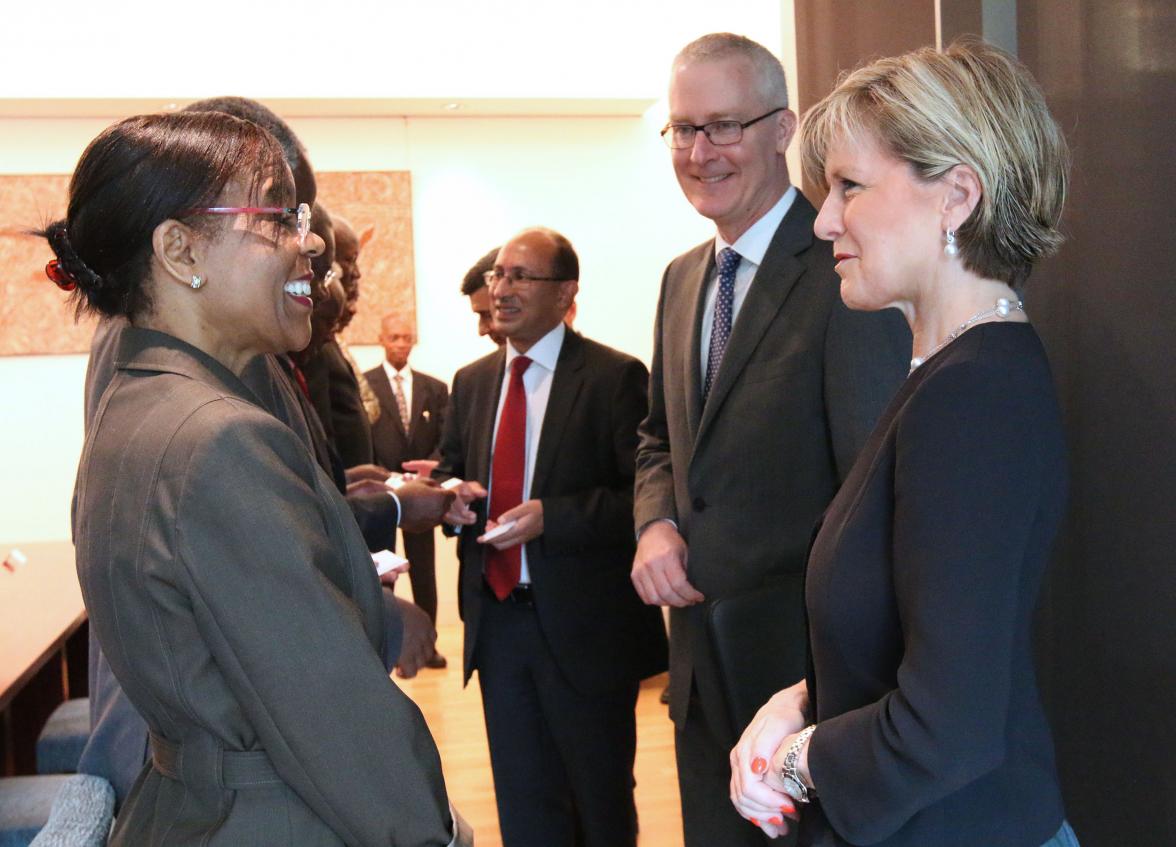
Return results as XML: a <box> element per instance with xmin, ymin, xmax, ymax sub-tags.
<box><xmin>801</xmin><ymin>38</ymin><xmax>1068</xmax><ymax>286</ymax></box>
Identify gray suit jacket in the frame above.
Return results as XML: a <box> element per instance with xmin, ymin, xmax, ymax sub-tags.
<box><xmin>634</xmin><ymin>193</ymin><xmax>910</xmax><ymax>739</ymax></box>
<box><xmin>74</xmin><ymin>327</ymin><xmax>453</xmax><ymax>846</ymax></box>
<box><xmin>78</xmin><ymin>321</ymin><xmax>403</xmax><ymax>807</ymax></box>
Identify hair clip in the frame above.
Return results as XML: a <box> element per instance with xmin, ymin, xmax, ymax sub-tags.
<box><xmin>45</xmin><ymin>259</ymin><xmax>78</xmax><ymax>291</ymax></box>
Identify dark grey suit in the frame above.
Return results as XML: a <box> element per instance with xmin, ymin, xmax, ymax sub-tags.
<box><xmin>76</xmin><ymin>326</ymin><xmax>453</xmax><ymax>846</ymax></box>
<box><xmin>635</xmin><ymin>193</ymin><xmax>910</xmax><ymax>844</ymax></box>
<box><xmin>367</xmin><ymin>364</ymin><xmax>448</xmax><ymax>623</ymax></box>
<box><xmin>436</xmin><ymin>329</ymin><xmax>668</xmax><ymax>846</ymax></box>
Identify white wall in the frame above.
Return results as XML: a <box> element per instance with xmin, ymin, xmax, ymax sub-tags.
<box><xmin>0</xmin><ymin>0</ymin><xmax>803</xmax><ymax>544</ymax></box>
<box><xmin>0</xmin><ymin>112</ymin><xmax>713</xmax><ymax>543</ymax></box>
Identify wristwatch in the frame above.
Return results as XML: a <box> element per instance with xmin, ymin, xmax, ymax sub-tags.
<box><xmin>780</xmin><ymin>725</ymin><xmax>817</xmax><ymax>803</ymax></box>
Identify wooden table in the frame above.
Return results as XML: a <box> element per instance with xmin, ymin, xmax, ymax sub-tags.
<box><xmin>0</xmin><ymin>541</ymin><xmax>87</xmax><ymax>774</ymax></box>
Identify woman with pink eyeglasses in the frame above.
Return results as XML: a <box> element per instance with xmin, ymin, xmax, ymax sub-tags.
<box><xmin>49</xmin><ymin>111</ymin><xmax>465</xmax><ymax>846</ymax></box>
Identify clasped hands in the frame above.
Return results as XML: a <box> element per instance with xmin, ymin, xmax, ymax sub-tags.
<box><xmin>442</xmin><ymin>481</ymin><xmax>543</xmax><ymax>548</ymax></box>
<box><xmin>729</xmin><ymin>681</ymin><xmax>812</xmax><ymax>839</ymax></box>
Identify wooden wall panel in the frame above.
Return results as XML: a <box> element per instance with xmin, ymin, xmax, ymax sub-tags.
<box><xmin>1020</xmin><ymin>2</ymin><xmax>1176</xmax><ymax>843</ymax></box>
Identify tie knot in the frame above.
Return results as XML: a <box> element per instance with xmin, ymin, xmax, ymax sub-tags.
<box><xmin>393</xmin><ymin>373</ymin><xmax>403</xmax><ymax>383</ymax></box>
<box><xmin>718</xmin><ymin>247</ymin><xmax>741</xmax><ymax>276</ymax></box>
<box><xmin>511</xmin><ymin>355</ymin><xmax>532</xmax><ymax>377</ymax></box>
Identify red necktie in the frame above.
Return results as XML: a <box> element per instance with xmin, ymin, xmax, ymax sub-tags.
<box><xmin>485</xmin><ymin>355</ymin><xmax>531</xmax><ymax>600</ymax></box>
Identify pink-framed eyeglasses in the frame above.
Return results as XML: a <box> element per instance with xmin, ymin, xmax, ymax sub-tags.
<box><xmin>185</xmin><ymin>202</ymin><xmax>311</xmax><ymax>245</ymax></box>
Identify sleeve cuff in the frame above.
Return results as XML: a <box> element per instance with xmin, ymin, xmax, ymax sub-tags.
<box><xmin>388</xmin><ymin>490</ymin><xmax>401</xmax><ymax>529</ymax></box>
<box><xmin>636</xmin><ymin>517</ymin><xmax>678</xmax><ymax>542</ymax></box>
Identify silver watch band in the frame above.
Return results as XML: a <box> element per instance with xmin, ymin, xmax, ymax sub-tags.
<box><xmin>781</xmin><ymin>724</ymin><xmax>817</xmax><ymax>803</ymax></box>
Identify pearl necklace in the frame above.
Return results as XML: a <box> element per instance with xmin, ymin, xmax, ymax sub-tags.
<box><xmin>909</xmin><ymin>297</ymin><xmax>1024</xmax><ymax>373</ymax></box>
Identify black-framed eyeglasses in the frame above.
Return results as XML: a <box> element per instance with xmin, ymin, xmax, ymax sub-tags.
<box><xmin>484</xmin><ymin>268</ymin><xmax>567</xmax><ymax>288</ymax></box>
<box><xmin>660</xmin><ymin>107</ymin><xmax>787</xmax><ymax>150</ymax></box>
<box><xmin>184</xmin><ymin>202</ymin><xmax>312</xmax><ymax>245</ymax></box>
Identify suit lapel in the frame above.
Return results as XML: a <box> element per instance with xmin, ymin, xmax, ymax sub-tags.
<box><xmin>473</xmin><ymin>350</ymin><xmax>507</xmax><ymax>485</ymax></box>
<box><xmin>684</xmin><ymin>248</ymin><xmax>714</xmax><ymax>444</ymax></box>
<box><xmin>695</xmin><ymin>197</ymin><xmax>818</xmax><ymax>443</ymax></box>
<box><xmin>531</xmin><ymin>331</ymin><xmax>585</xmax><ymax>498</ymax></box>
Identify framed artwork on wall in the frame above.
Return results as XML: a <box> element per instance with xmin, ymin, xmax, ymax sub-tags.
<box><xmin>0</xmin><ymin>171</ymin><xmax>414</xmax><ymax>356</ymax></box>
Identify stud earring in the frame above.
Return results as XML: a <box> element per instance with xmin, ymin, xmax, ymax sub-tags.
<box><xmin>944</xmin><ymin>229</ymin><xmax>958</xmax><ymax>257</ymax></box>
<box><xmin>190</xmin><ymin>275</ymin><xmax>204</xmax><ymax>290</ymax></box>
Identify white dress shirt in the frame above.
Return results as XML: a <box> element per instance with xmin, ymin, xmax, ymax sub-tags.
<box><xmin>381</xmin><ymin>360</ymin><xmax>414</xmax><ymax>425</ymax></box>
<box><xmin>489</xmin><ymin>321</ymin><xmax>566</xmax><ymax>584</ymax></box>
<box><xmin>699</xmin><ymin>186</ymin><xmax>797</xmax><ymax>384</ymax></box>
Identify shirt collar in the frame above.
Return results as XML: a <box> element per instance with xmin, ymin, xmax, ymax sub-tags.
<box><xmin>506</xmin><ymin>321</ymin><xmax>565</xmax><ymax>373</ymax></box>
<box><xmin>382</xmin><ymin>360</ymin><xmax>412</xmax><ymax>382</ymax></box>
<box><xmin>714</xmin><ymin>185</ymin><xmax>798</xmax><ymax>267</ymax></box>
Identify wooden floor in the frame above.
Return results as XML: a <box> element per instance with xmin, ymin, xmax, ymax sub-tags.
<box><xmin>392</xmin><ymin>533</ymin><xmax>684</xmax><ymax>847</ymax></box>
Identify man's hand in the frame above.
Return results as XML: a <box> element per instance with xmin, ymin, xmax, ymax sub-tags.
<box><xmin>345</xmin><ymin>463</ymin><xmax>392</xmax><ymax>484</ymax></box>
<box><xmin>477</xmin><ymin>500</ymin><xmax>543</xmax><ymax>549</ymax></box>
<box><xmin>346</xmin><ymin>463</ymin><xmax>396</xmax><ymax>496</ymax></box>
<box><xmin>397</xmin><ymin>479</ymin><xmax>456</xmax><ymax>533</ymax></box>
<box><xmin>378</xmin><ymin>562</ymin><xmax>409</xmax><ymax>588</ymax></box>
<box><xmin>402</xmin><ymin>459</ymin><xmax>439</xmax><ymax>478</ymax></box>
<box><xmin>443</xmin><ymin>481</ymin><xmax>488</xmax><ymax>526</ymax></box>
<box><xmin>393</xmin><ymin>597</ymin><xmax>437</xmax><ymax>679</ymax></box>
<box><xmin>631</xmin><ymin>520</ymin><xmax>704</xmax><ymax>607</ymax></box>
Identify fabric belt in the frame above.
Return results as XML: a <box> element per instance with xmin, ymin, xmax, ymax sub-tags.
<box><xmin>150</xmin><ymin>731</ymin><xmax>282</xmax><ymax>789</ymax></box>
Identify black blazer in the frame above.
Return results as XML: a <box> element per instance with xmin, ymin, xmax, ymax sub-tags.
<box><xmin>436</xmin><ymin>329</ymin><xmax>668</xmax><ymax>696</ymax></box>
<box><xmin>366</xmin><ymin>364</ymin><xmax>448</xmax><ymax>471</ymax></box>
<box><xmin>302</xmin><ymin>339</ymin><xmax>374</xmax><ymax>468</ymax></box>
<box><xmin>634</xmin><ymin>192</ymin><xmax>911</xmax><ymax>738</ymax></box>
<box><xmin>801</xmin><ymin>323</ymin><xmax>1067</xmax><ymax>847</ymax></box>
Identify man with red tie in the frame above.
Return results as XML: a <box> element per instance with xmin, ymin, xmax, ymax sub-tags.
<box><xmin>435</xmin><ymin>228</ymin><xmax>667</xmax><ymax>847</ymax></box>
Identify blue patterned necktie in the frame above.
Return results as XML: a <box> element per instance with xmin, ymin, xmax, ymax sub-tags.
<box><xmin>704</xmin><ymin>247</ymin><xmax>741</xmax><ymax>400</ymax></box>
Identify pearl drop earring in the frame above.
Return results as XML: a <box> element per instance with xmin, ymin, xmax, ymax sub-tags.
<box><xmin>190</xmin><ymin>275</ymin><xmax>204</xmax><ymax>290</ymax></box>
<box><xmin>944</xmin><ymin>229</ymin><xmax>958</xmax><ymax>257</ymax></box>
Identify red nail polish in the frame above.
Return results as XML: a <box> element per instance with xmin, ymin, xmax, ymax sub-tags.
<box><xmin>769</xmin><ymin>817</ymin><xmax>783</xmax><ymax>826</ymax></box>
<box><xmin>780</xmin><ymin>803</ymin><xmax>796</xmax><ymax>815</ymax></box>
<box><xmin>751</xmin><ymin>757</ymin><xmax>767</xmax><ymax>774</ymax></box>
<box><xmin>750</xmin><ymin>818</ymin><xmax>760</xmax><ymax>827</ymax></box>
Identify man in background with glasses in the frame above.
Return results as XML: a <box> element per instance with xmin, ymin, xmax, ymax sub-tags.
<box><xmin>436</xmin><ymin>228</ymin><xmax>667</xmax><ymax>846</ymax></box>
<box><xmin>632</xmin><ymin>33</ymin><xmax>910</xmax><ymax>845</ymax></box>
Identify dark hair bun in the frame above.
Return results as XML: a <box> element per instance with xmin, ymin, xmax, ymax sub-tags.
<box><xmin>44</xmin><ymin>219</ymin><xmax>103</xmax><ymax>292</ymax></box>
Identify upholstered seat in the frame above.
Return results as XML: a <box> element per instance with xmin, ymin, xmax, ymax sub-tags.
<box><xmin>0</xmin><ymin>773</ymin><xmax>113</xmax><ymax>847</ymax></box>
<box><xmin>0</xmin><ymin>774</ymin><xmax>72</xmax><ymax>847</ymax></box>
<box><xmin>36</xmin><ymin>699</ymin><xmax>90</xmax><ymax>775</ymax></box>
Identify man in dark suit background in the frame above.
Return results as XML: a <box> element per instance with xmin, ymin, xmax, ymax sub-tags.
<box><xmin>367</xmin><ymin>312</ymin><xmax>450</xmax><ymax>669</ymax></box>
<box><xmin>460</xmin><ymin>246</ymin><xmax>506</xmax><ymax>346</ymax></box>
<box><xmin>631</xmin><ymin>33</ymin><xmax>910</xmax><ymax>845</ymax></box>
<box><xmin>437</xmin><ymin>228</ymin><xmax>667</xmax><ymax>846</ymax></box>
